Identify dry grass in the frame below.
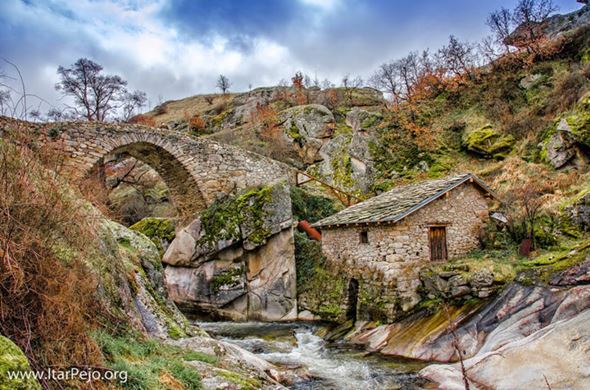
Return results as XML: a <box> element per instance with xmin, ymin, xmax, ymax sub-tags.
<box><xmin>145</xmin><ymin>93</ymin><xmax>236</xmax><ymax>124</ymax></box>
<box><xmin>0</xmin><ymin>122</ymin><xmax>105</xmax><ymax>386</ymax></box>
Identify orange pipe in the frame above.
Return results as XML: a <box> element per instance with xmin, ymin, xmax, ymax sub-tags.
<box><xmin>298</xmin><ymin>220</ymin><xmax>321</xmax><ymax>241</ymax></box>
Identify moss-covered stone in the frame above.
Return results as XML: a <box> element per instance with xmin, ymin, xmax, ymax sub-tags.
<box><xmin>0</xmin><ymin>336</ymin><xmax>41</xmax><ymax>390</ymax></box>
<box><xmin>210</xmin><ymin>267</ymin><xmax>244</xmax><ymax>293</ymax></box>
<box><xmin>130</xmin><ymin>217</ymin><xmax>176</xmax><ymax>255</ymax></box>
<box><xmin>462</xmin><ymin>125</ymin><xmax>515</xmax><ymax>159</ymax></box>
<box><xmin>198</xmin><ymin>185</ymin><xmax>273</xmax><ymax>247</ymax></box>
<box><xmin>297</xmin><ymin>264</ymin><xmax>348</xmax><ymax>322</ymax></box>
<box><xmin>558</xmin><ymin>97</ymin><xmax>590</xmax><ymax>148</ymax></box>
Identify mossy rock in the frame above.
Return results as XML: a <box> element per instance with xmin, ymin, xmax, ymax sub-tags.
<box><xmin>561</xmin><ymin>97</ymin><xmax>590</xmax><ymax>148</ymax></box>
<box><xmin>130</xmin><ymin>217</ymin><xmax>176</xmax><ymax>255</ymax></box>
<box><xmin>0</xmin><ymin>336</ymin><xmax>41</xmax><ymax>390</ymax></box>
<box><xmin>462</xmin><ymin>125</ymin><xmax>515</xmax><ymax>159</ymax></box>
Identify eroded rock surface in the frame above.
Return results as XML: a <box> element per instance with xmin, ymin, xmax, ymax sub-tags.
<box><xmin>421</xmin><ymin>307</ymin><xmax>590</xmax><ymax>390</ymax></box>
<box><xmin>347</xmin><ymin>283</ymin><xmax>590</xmax><ymax>365</ymax></box>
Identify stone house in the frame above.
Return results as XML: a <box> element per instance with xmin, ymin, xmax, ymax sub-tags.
<box><xmin>311</xmin><ymin>173</ymin><xmax>496</xmax><ymax>322</ymax></box>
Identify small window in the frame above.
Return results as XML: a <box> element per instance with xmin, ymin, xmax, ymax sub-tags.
<box><xmin>360</xmin><ymin>230</ymin><xmax>369</xmax><ymax>244</ymax></box>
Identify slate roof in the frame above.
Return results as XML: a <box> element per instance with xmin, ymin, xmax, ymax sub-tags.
<box><xmin>312</xmin><ymin>173</ymin><xmax>495</xmax><ymax>229</ymax></box>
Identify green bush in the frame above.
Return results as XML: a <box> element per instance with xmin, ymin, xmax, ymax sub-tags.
<box><xmin>290</xmin><ymin>186</ymin><xmax>338</xmax><ymax>223</ymax></box>
<box><xmin>294</xmin><ymin>231</ymin><xmax>325</xmax><ymax>292</ymax></box>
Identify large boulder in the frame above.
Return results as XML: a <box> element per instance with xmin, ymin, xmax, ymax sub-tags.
<box><xmin>462</xmin><ymin>125</ymin><xmax>515</xmax><ymax>159</ymax></box>
<box><xmin>544</xmin><ymin>118</ymin><xmax>585</xmax><ymax>169</ymax></box>
<box><xmin>0</xmin><ymin>336</ymin><xmax>41</xmax><ymax>390</ymax></box>
<box><xmin>163</xmin><ymin>182</ymin><xmax>297</xmax><ymax>321</ymax></box>
<box><xmin>101</xmin><ymin>220</ymin><xmax>190</xmax><ymax>338</ymax></box>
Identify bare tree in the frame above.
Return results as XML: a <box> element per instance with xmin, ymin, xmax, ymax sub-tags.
<box><xmin>370</xmin><ymin>62</ymin><xmax>402</xmax><ymax>104</ymax></box>
<box><xmin>55</xmin><ymin>58</ymin><xmax>129</xmax><ymax>121</ymax></box>
<box><xmin>478</xmin><ymin>36</ymin><xmax>504</xmax><ymax>63</ymax></box>
<box><xmin>216</xmin><ymin>74</ymin><xmax>231</xmax><ymax>94</ymax></box>
<box><xmin>487</xmin><ymin>7</ymin><xmax>513</xmax><ymax>53</ymax></box>
<box><xmin>512</xmin><ymin>0</ymin><xmax>558</xmax><ymax>52</ymax></box>
<box><xmin>321</xmin><ymin>78</ymin><xmax>334</xmax><ymax>89</ymax></box>
<box><xmin>438</xmin><ymin>35</ymin><xmax>476</xmax><ymax>77</ymax></box>
<box><xmin>487</xmin><ymin>0</ymin><xmax>558</xmax><ymax>54</ymax></box>
<box><xmin>341</xmin><ymin>74</ymin><xmax>363</xmax><ymax>106</ymax></box>
<box><xmin>121</xmin><ymin>90</ymin><xmax>147</xmax><ymax>122</ymax></box>
<box><xmin>370</xmin><ymin>52</ymin><xmax>429</xmax><ymax>105</ymax></box>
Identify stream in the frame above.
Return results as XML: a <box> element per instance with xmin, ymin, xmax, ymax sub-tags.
<box><xmin>195</xmin><ymin>321</ymin><xmax>432</xmax><ymax>390</ymax></box>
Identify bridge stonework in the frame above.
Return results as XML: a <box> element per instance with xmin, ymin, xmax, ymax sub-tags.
<box><xmin>1</xmin><ymin>118</ymin><xmax>294</xmax><ymax>217</ymax></box>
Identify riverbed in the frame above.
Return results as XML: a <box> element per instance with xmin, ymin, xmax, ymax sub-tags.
<box><xmin>196</xmin><ymin>321</ymin><xmax>432</xmax><ymax>389</ymax></box>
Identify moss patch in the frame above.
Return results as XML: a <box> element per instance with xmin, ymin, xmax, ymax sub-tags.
<box><xmin>0</xmin><ymin>336</ymin><xmax>41</xmax><ymax>390</ymax></box>
<box><xmin>198</xmin><ymin>185</ymin><xmax>273</xmax><ymax>247</ymax></box>
<box><xmin>94</xmin><ymin>330</ymin><xmax>208</xmax><ymax>389</ymax></box>
<box><xmin>462</xmin><ymin>125</ymin><xmax>515</xmax><ymax>159</ymax></box>
<box><xmin>210</xmin><ymin>267</ymin><xmax>243</xmax><ymax>293</ymax></box>
<box><xmin>130</xmin><ymin>217</ymin><xmax>176</xmax><ymax>255</ymax></box>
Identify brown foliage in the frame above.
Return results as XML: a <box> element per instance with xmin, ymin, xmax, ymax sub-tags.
<box><xmin>129</xmin><ymin>114</ymin><xmax>157</xmax><ymax>127</ymax></box>
<box><xmin>0</xmin><ymin>124</ymin><xmax>104</xmax><ymax>385</ymax></box>
<box><xmin>291</xmin><ymin>72</ymin><xmax>308</xmax><ymax>105</ymax></box>
<box><xmin>250</xmin><ymin>102</ymin><xmax>280</xmax><ymax>139</ymax></box>
<box><xmin>188</xmin><ymin>112</ymin><xmax>207</xmax><ymax>132</ymax></box>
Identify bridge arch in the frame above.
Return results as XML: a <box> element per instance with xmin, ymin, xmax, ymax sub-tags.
<box><xmin>34</xmin><ymin>121</ymin><xmax>294</xmax><ymax>218</ymax></box>
<box><xmin>92</xmin><ymin>141</ymin><xmax>207</xmax><ymax>217</ymax></box>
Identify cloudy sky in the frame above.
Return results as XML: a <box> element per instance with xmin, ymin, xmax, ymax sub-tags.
<box><xmin>0</xmin><ymin>0</ymin><xmax>582</xmax><ymax>113</ymax></box>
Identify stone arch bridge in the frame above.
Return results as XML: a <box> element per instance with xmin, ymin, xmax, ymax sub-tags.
<box><xmin>0</xmin><ymin>117</ymin><xmax>294</xmax><ymax>217</ymax></box>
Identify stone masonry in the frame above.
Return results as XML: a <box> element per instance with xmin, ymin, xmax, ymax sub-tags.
<box><xmin>0</xmin><ymin>117</ymin><xmax>294</xmax><ymax>217</ymax></box>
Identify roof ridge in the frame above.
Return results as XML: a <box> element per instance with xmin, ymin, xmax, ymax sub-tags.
<box><xmin>312</xmin><ymin>172</ymin><xmax>492</xmax><ymax>228</ymax></box>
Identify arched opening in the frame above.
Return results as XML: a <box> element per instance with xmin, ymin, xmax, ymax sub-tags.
<box><xmin>84</xmin><ymin>141</ymin><xmax>207</xmax><ymax>223</ymax></box>
<box><xmin>347</xmin><ymin>278</ymin><xmax>359</xmax><ymax>322</ymax></box>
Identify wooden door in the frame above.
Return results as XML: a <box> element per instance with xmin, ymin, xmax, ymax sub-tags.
<box><xmin>429</xmin><ymin>226</ymin><xmax>448</xmax><ymax>261</ymax></box>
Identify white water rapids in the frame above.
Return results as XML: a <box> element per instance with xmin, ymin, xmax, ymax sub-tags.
<box><xmin>196</xmin><ymin>321</ymin><xmax>429</xmax><ymax>389</ymax></box>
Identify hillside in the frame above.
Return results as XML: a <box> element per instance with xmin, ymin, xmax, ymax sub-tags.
<box><xmin>140</xmin><ymin>12</ymin><xmax>590</xmax><ymax>221</ymax></box>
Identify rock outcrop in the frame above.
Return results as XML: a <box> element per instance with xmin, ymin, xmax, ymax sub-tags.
<box><xmin>462</xmin><ymin>125</ymin><xmax>515</xmax><ymax>159</ymax></box>
<box><xmin>281</xmin><ymin>104</ymin><xmax>335</xmax><ymax>164</ymax></box>
<box><xmin>347</xmin><ymin>282</ymin><xmax>590</xmax><ymax>363</ymax></box>
<box><xmin>421</xmin><ymin>306</ymin><xmax>590</xmax><ymax>390</ymax></box>
<box><xmin>163</xmin><ymin>182</ymin><xmax>297</xmax><ymax>321</ymax></box>
<box><xmin>100</xmin><ymin>219</ymin><xmax>191</xmax><ymax>339</ymax></box>
<box><xmin>566</xmin><ymin>193</ymin><xmax>590</xmax><ymax>232</ymax></box>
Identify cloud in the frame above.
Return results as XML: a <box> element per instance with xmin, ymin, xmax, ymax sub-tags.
<box><xmin>0</xmin><ymin>0</ymin><xmax>583</xmax><ymax>116</ymax></box>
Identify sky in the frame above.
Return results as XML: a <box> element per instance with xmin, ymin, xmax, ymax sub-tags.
<box><xmin>0</xmin><ymin>0</ymin><xmax>583</xmax><ymax>114</ymax></box>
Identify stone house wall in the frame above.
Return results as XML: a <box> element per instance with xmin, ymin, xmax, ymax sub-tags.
<box><xmin>319</xmin><ymin>183</ymin><xmax>490</xmax><ymax>319</ymax></box>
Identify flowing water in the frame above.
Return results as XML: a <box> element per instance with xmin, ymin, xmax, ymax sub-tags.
<box><xmin>196</xmin><ymin>321</ymin><xmax>431</xmax><ymax>390</ymax></box>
